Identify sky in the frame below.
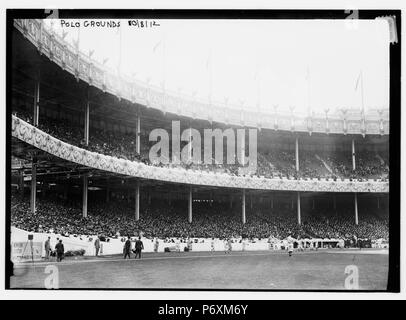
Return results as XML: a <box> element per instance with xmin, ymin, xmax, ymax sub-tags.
<box><xmin>45</xmin><ymin>18</ymin><xmax>390</xmax><ymax>116</ymax></box>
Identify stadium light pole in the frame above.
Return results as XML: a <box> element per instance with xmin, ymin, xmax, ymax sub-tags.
<box><xmin>354</xmin><ymin>193</ymin><xmax>359</xmax><ymax>225</ymax></box>
<box><xmin>242</xmin><ymin>189</ymin><xmax>246</xmax><ymax>224</ymax></box>
<box><xmin>135</xmin><ymin>180</ymin><xmax>140</xmax><ymax>221</ymax></box>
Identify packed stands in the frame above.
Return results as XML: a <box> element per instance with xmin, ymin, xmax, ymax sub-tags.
<box><xmin>11</xmin><ymin>193</ymin><xmax>389</xmax><ymax>241</ymax></box>
<box><xmin>12</xmin><ymin>110</ymin><xmax>389</xmax><ymax>180</ymax></box>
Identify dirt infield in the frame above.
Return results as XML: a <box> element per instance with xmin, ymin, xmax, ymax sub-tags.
<box><xmin>10</xmin><ymin>249</ymin><xmax>389</xmax><ymax>290</ymax></box>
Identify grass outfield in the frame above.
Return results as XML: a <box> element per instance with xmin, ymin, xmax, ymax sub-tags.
<box><xmin>10</xmin><ymin>249</ymin><xmax>388</xmax><ymax>290</ymax></box>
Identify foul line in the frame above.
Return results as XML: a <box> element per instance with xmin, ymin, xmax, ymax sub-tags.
<box><xmin>14</xmin><ymin>251</ymin><xmax>286</xmax><ymax>268</ymax></box>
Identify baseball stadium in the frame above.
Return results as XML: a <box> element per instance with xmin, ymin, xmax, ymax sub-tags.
<box><xmin>8</xmin><ymin>18</ymin><xmax>393</xmax><ymax>290</ymax></box>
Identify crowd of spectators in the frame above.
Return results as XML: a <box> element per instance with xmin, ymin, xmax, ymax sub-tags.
<box><xmin>12</xmin><ymin>109</ymin><xmax>389</xmax><ymax>180</ymax></box>
<box><xmin>11</xmin><ymin>193</ymin><xmax>389</xmax><ymax>241</ymax></box>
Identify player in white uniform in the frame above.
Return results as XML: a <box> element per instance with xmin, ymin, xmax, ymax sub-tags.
<box><xmin>286</xmin><ymin>235</ymin><xmax>295</xmax><ymax>257</ymax></box>
<box><xmin>211</xmin><ymin>238</ymin><xmax>215</xmax><ymax>253</ymax></box>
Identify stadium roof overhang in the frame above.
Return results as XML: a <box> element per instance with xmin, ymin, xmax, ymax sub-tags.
<box><xmin>11</xmin><ymin>25</ymin><xmax>390</xmax><ymax>139</ymax></box>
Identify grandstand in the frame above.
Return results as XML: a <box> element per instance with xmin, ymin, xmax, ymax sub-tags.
<box><xmin>9</xmin><ymin>19</ymin><xmax>390</xmax><ymax>289</ymax></box>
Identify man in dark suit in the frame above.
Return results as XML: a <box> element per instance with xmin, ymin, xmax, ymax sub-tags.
<box><xmin>134</xmin><ymin>237</ymin><xmax>144</xmax><ymax>259</ymax></box>
<box><xmin>123</xmin><ymin>236</ymin><xmax>132</xmax><ymax>259</ymax></box>
<box><xmin>55</xmin><ymin>240</ymin><xmax>64</xmax><ymax>262</ymax></box>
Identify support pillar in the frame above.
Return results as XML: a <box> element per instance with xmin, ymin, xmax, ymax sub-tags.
<box><xmin>19</xmin><ymin>170</ymin><xmax>24</xmax><ymax>197</ymax></box>
<box><xmin>33</xmin><ymin>74</ymin><xmax>40</xmax><ymax>127</ymax></box>
<box><xmin>30</xmin><ymin>159</ymin><xmax>37</xmax><ymax>214</ymax></box>
<box><xmin>270</xmin><ymin>193</ymin><xmax>274</xmax><ymax>209</ymax></box>
<box><xmin>135</xmin><ymin>180</ymin><xmax>140</xmax><ymax>221</ymax></box>
<box><xmin>377</xmin><ymin>197</ymin><xmax>380</xmax><ymax>209</ymax></box>
<box><xmin>297</xmin><ymin>192</ymin><xmax>301</xmax><ymax>225</ymax></box>
<box><xmin>63</xmin><ymin>185</ymin><xmax>68</xmax><ymax>202</ymax></box>
<box><xmin>333</xmin><ymin>195</ymin><xmax>337</xmax><ymax>210</ymax></box>
<box><xmin>352</xmin><ymin>139</ymin><xmax>356</xmax><ymax>171</ymax></box>
<box><xmin>242</xmin><ymin>189</ymin><xmax>246</xmax><ymax>224</ymax></box>
<box><xmin>82</xmin><ymin>175</ymin><xmax>88</xmax><ymax>218</ymax></box>
<box><xmin>188</xmin><ymin>186</ymin><xmax>192</xmax><ymax>223</ymax></box>
<box><xmin>84</xmin><ymin>98</ymin><xmax>90</xmax><ymax>146</ymax></box>
<box><xmin>136</xmin><ymin>114</ymin><xmax>141</xmax><ymax>154</ymax></box>
<box><xmin>295</xmin><ymin>136</ymin><xmax>299</xmax><ymax>172</ymax></box>
<box><xmin>354</xmin><ymin>193</ymin><xmax>359</xmax><ymax>225</ymax></box>
<box><xmin>106</xmin><ymin>186</ymin><xmax>110</xmax><ymax>202</ymax></box>
<box><xmin>241</xmin><ymin>131</ymin><xmax>246</xmax><ymax>166</ymax></box>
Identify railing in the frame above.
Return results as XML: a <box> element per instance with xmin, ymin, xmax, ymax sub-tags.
<box><xmin>14</xmin><ymin>18</ymin><xmax>389</xmax><ymax>136</ymax></box>
<box><xmin>12</xmin><ymin>115</ymin><xmax>389</xmax><ymax>193</ymax></box>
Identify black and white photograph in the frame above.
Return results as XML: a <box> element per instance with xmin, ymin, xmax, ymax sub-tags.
<box><xmin>3</xmin><ymin>6</ymin><xmax>401</xmax><ymax>296</ymax></box>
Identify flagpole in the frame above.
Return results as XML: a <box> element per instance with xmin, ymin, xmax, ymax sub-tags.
<box><xmin>163</xmin><ymin>35</ymin><xmax>166</xmax><ymax>91</ymax></box>
<box><xmin>306</xmin><ymin>67</ymin><xmax>310</xmax><ymax>116</ymax></box>
<box><xmin>162</xmin><ymin>35</ymin><xmax>166</xmax><ymax>107</ymax></box>
<box><xmin>118</xmin><ymin>26</ymin><xmax>122</xmax><ymax>76</ymax></box>
<box><xmin>209</xmin><ymin>49</ymin><xmax>212</xmax><ymax>106</ymax></box>
<box><xmin>77</xmin><ymin>26</ymin><xmax>80</xmax><ymax>52</ymax></box>
<box><xmin>360</xmin><ymin>70</ymin><xmax>364</xmax><ymax>114</ymax></box>
<box><xmin>256</xmin><ymin>60</ymin><xmax>260</xmax><ymax>112</ymax></box>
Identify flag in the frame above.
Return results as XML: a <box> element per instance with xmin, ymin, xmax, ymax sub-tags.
<box><xmin>306</xmin><ymin>66</ymin><xmax>311</xmax><ymax>114</ymax></box>
<box><xmin>305</xmin><ymin>66</ymin><xmax>310</xmax><ymax>80</ymax></box>
<box><xmin>153</xmin><ymin>41</ymin><xmax>162</xmax><ymax>53</ymax></box>
<box><xmin>117</xmin><ymin>28</ymin><xmax>122</xmax><ymax>75</ymax></box>
<box><xmin>102</xmin><ymin>58</ymin><xmax>109</xmax><ymax>65</ymax></box>
<box><xmin>355</xmin><ymin>70</ymin><xmax>362</xmax><ymax>91</ymax></box>
<box><xmin>206</xmin><ymin>50</ymin><xmax>212</xmax><ymax>70</ymax></box>
<box><xmin>61</xmin><ymin>30</ymin><xmax>68</xmax><ymax>40</ymax></box>
<box><xmin>73</xmin><ymin>39</ymin><xmax>79</xmax><ymax>50</ymax></box>
<box><xmin>73</xmin><ymin>28</ymin><xmax>80</xmax><ymax>52</ymax></box>
<box><xmin>89</xmin><ymin>49</ymin><xmax>94</xmax><ymax>58</ymax></box>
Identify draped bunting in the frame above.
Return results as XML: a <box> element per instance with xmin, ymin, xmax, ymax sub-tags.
<box><xmin>12</xmin><ymin>115</ymin><xmax>389</xmax><ymax>193</ymax></box>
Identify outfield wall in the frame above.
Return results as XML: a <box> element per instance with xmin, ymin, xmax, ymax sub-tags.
<box><xmin>11</xmin><ymin>227</ymin><xmax>388</xmax><ymax>262</ymax></box>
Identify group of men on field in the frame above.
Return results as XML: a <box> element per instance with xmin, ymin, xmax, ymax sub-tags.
<box><xmin>44</xmin><ymin>237</ymin><xmax>65</xmax><ymax>262</ymax></box>
<box><xmin>124</xmin><ymin>236</ymin><xmax>144</xmax><ymax>259</ymax></box>
<box><xmin>45</xmin><ymin>235</ymin><xmax>144</xmax><ymax>260</ymax></box>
